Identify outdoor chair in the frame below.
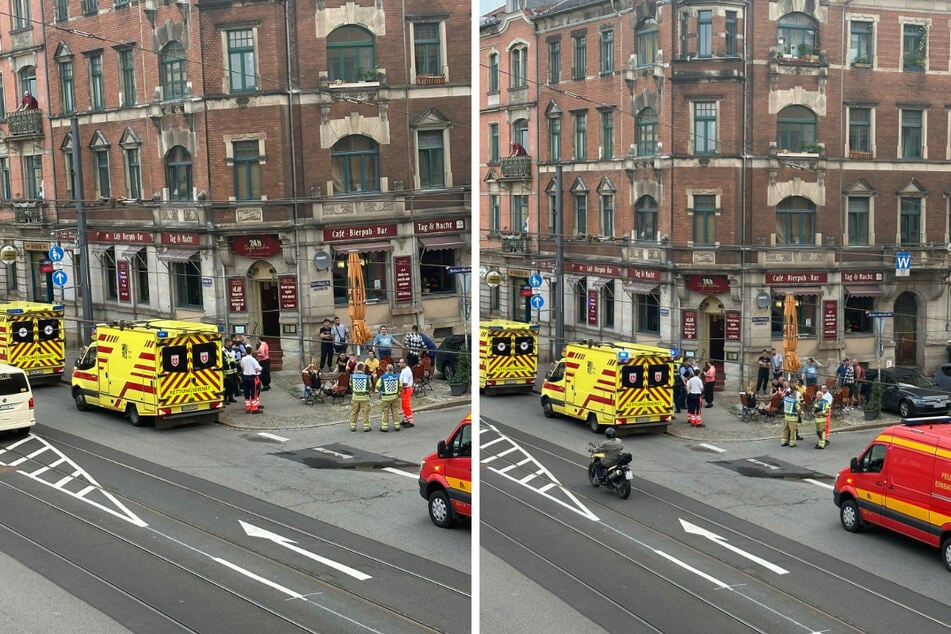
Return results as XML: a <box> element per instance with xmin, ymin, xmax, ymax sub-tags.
<box><xmin>329</xmin><ymin>371</ymin><xmax>351</xmax><ymax>405</ymax></box>
<box><xmin>740</xmin><ymin>393</ymin><xmax>759</xmax><ymax>422</ymax></box>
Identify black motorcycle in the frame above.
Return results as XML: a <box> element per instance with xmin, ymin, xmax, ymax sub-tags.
<box><xmin>587</xmin><ymin>445</ymin><xmax>633</xmax><ymax>499</ymax></box>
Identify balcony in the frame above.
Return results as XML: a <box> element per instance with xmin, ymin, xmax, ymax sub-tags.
<box><xmin>5</xmin><ymin>109</ymin><xmax>43</xmax><ymax>140</ymax></box>
<box><xmin>12</xmin><ymin>202</ymin><xmax>47</xmax><ymax>224</ymax></box>
<box><xmin>501</xmin><ymin>234</ymin><xmax>526</xmax><ymax>253</ymax></box>
<box><xmin>499</xmin><ymin>155</ymin><xmax>532</xmax><ymax>181</ymax></box>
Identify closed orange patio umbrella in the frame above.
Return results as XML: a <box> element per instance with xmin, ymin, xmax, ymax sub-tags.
<box><xmin>783</xmin><ymin>293</ymin><xmax>801</xmax><ymax>375</ymax></box>
<box><xmin>347</xmin><ymin>251</ymin><xmax>372</xmax><ymax>345</ymax></box>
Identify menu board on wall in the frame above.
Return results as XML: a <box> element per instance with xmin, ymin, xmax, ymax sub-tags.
<box><xmin>279</xmin><ymin>276</ymin><xmax>298</xmax><ymax>311</ymax></box>
<box><xmin>725</xmin><ymin>310</ymin><xmax>741</xmax><ymax>341</ymax></box>
<box><xmin>823</xmin><ymin>300</ymin><xmax>837</xmax><ymax>340</ymax></box>
<box><xmin>117</xmin><ymin>260</ymin><xmax>130</xmax><ymax>302</ymax></box>
<box><xmin>229</xmin><ymin>278</ymin><xmax>247</xmax><ymax>312</ymax></box>
<box><xmin>394</xmin><ymin>256</ymin><xmax>412</xmax><ymax>303</ymax></box>
<box><xmin>587</xmin><ymin>290</ymin><xmax>598</xmax><ymax>325</ymax></box>
<box><xmin>682</xmin><ymin>310</ymin><xmax>698</xmax><ymax>340</ymax></box>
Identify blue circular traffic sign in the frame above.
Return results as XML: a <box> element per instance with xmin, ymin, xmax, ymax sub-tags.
<box><xmin>530</xmin><ymin>294</ymin><xmax>544</xmax><ymax>310</ymax></box>
<box><xmin>48</xmin><ymin>245</ymin><xmax>65</xmax><ymax>262</ymax></box>
<box><xmin>51</xmin><ymin>269</ymin><xmax>68</xmax><ymax>287</ymax></box>
<box><xmin>528</xmin><ymin>273</ymin><xmax>543</xmax><ymax>288</ymax></box>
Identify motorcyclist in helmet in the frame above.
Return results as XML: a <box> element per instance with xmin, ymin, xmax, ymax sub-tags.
<box><xmin>593</xmin><ymin>427</ymin><xmax>623</xmax><ymax>480</ymax></box>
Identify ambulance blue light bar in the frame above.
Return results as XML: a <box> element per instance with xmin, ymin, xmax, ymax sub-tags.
<box><xmin>5</xmin><ymin>308</ymin><xmax>23</xmax><ymax>314</ymax></box>
<box><xmin>617</xmin><ymin>350</ymin><xmax>630</xmax><ymax>362</ymax></box>
<box><xmin>157</xmin><ymin>330</ymin><xmax>168</xmax><ymax>339</ymax></box>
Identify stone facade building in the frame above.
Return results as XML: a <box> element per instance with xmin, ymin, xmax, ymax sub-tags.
<box><xmin>0</xmin><ymin>0</ymin><xmax>471</xmax><ymax>367</ymax></box>
<box><xmin>480</xmin><ymin>0</ymin><xmax>951</xmax><ymax>388</ymax></box>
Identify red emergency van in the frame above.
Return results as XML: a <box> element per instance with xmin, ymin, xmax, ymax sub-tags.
<box><xmin>419</xmin><ymin>413</ymin><xmax>471</xmax><ymax>528</ymax></box>
<box><xmin>834</xmin><ymin>417</ymin><xmax>951</xmax><ymax>570</ymax></box>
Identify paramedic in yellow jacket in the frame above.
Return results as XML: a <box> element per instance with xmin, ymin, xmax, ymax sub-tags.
<box><xmin>350</xmin><ymin>363</ymin><xmax>372</xmax><ymax>432</ymax></box>
<box><xmin>378</xmin><ymin>364</ymin><xmax>401</xmax><ymax>432</ymax></box>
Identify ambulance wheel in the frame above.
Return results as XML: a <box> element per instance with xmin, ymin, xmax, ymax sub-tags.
<box><xmin>428</xmin><ymin>489</ymin><xmax>454</xmax><ymax>528</ymax></box>
<box><xmin>588</xmin><ymin>414</ymin><xmax>602</xmax><ymax>434</ymax></box>
<box><xmin>74</xmin><ymin>390</ymin><xmax>90</xmax><ymax>412</ymax></box>
<box><xmin>127</xmin><ymin>405</ymin><xmax>147</xmax><ymax>427</ymax></box>
<box><xmin>542</xmin><ymin>397</ymin><xmax>554</xmax><ymax>418</ymax></box>
<box><xmin>840</xmin><ymin>498</ymin><xmax>864</xmax><ymax>533</ymax></box>
<box><xmin>942</xmin><ymin>536</ymin><xmax>951</xmax><ymax>572</ymax></box>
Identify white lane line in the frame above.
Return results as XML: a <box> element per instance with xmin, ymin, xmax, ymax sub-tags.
<box><xmin>698</xmin><ymin>443</ymin><xmax>726</xmax><ymax>454</ymax></box>
<box><xmin>519</xmin><ymin>473</ymin><xmax>537</xmax><ymax>484</ymax></box>
<box><xmin>214</xmin><ymin>557</ymin><xmax>304</xmax><ymax>599</ymax></box>
<box><xmin>257</xmin><ymin>432</ymin><xmax>289</xmax><ymax>442</ymax></box>
<box><xmin>382</xmin><ymin>467</ymin><xmax>418</xmax><ymax>479</ymax></box>
<box><xmin>496</xmin><ymin>446</ymin><xmax>519</xmax><ymax>458</ymax></box>
<box><xmin>8</xmin><ymin>446</ymin><xmax>50</xmax><ymax>466</ymax></box>
<box><xmin>805</xmin><ymin>478</ymin><xmax>834</xmax><ymax>490</ymax></box>
<box><xmin>480</xmin><ymin>436</ymin><xmax>507</xmax><ymax>449</ymax></box>
<box><xmin>654</xmin><ymin>549</ymin><xmax>731</xmax><ymax>589</ymax></box>
<box><xmin>313</xmin><ymin>447</ymin><xmax>353</xmax><ymax>460</ymax></box>
<box><xmin>480</xmin><ymin>455</ymin><xmax>499</xmax><ymax>464</ymax></box>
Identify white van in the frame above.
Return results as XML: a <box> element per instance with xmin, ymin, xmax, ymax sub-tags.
<box><xmin>0</xmin><ymin>363</ymin><xmax>35</xmax><ymax>435</ymax></box>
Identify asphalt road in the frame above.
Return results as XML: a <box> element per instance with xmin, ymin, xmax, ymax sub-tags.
<box><xmin>481</xmin><ymin>394</ymin><xmax>951</xmax><ymax>632</ymax></box>
<box><xmin>0</xmin><ymin>384</ymin><xmax>471</xmax><ymax>633</ymax></box>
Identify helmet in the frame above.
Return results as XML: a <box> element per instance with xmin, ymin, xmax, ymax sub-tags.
<box><xmin>604</xmin><ymin>428</ymin><xmax>616</xmax><ymax>439</ymax></box>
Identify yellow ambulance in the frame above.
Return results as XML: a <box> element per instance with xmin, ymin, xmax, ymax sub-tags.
<box><xmin>479</xmin><ymin>319</ymin><xmax>539</xmax><ymax>394</ymax></box>
<box><xmin>540</xmin><ymin>340</ymin><xmax>674</xmax><ymax>433</ymax></box>
<box><xmin>0</xmin><ymin>301</ymin><xmax>66</xmax><ymax>386</ymax></box>
<box><xmin>71</xmin><ymin>320</ymin><xmax>224</xmax><ymax>428</ymax></box>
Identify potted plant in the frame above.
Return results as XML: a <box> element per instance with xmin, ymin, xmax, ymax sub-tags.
<box><xmin>863</xmin><ymin>380</ymin><xmax>883</xmax><ymax>421</ymax></box>
<box><xmin>447</xmin><ymin>344</ymin><xmax>470</xmax><ymax>397</ymax></box>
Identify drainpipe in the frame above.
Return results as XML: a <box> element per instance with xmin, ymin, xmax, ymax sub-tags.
<box><xmin>738</xmin><ymin>0</ymin><xmax>752</xmax><ymax>391</ymax></box>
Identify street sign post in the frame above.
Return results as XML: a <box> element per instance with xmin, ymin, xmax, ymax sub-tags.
<box><xmin>52</xmin><ymin>269</ymin><xmax>68</xmax><ymax>287</ymax></box>
<box><xmin>528</xmin><ymin>273</ymin><xmax>543</xmax><ymax>288</ymax></box>
<box><xmin>48</xmin><ymin>245</ymin><xmax>65</xmax><ymax>262</ymax></box>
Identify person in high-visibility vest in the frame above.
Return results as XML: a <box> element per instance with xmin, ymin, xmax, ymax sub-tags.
<box><xmin>813</xmin><ymin>384</ymin><xmax>834</xmax><ymax>449</ymax></box>
<box><xmin>350</xmin><ymin>363</ymin><xmax>371</xmax><ymax>431</ymax></box>
<box><xmin>781</xmin><ymin>388</ymin><xmax>800</xmax><ymax>447</ymax></box>
<box><xmin>378</xmin><ymin>364</ymin><xmax>401</xmax><ymax>432</ymax></box>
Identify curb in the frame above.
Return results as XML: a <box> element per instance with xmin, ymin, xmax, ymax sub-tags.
<box><xmin>215</xmin><ymin>397</ymin><xmax>471</xmax><ymax>431</ymax></box>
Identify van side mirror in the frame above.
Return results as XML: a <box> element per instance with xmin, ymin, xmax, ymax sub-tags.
<box><xmin>850</xmin><ymin>457</ymin><xmax>860</xmax><ymax>472</ymax></box>
<box><xmin>437</xmin><ymin>439</ymin><xmax>449</xmax><ymax>459</ymax></box>
<box><xmin>74</xmin><ymin>358</ymin><xmax>81</xmax><ymax>368</ymax></box>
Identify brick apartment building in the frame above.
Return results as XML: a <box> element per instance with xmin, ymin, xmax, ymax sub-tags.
<box><xmin>481</xmin><ymin>0</ymin><xmax>951</xmax><ymax>388</ymax></box>
<box><xmin>0</xmin><ymin>0</ymin><xmax>471</xmax><ymax>367</ymax></box>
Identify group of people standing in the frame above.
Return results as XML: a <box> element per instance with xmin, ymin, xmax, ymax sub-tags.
<box><xmin>780</xmin><ymin>379</ymin><xmax>834</xmax><ymax>449</ymax></box>
<box><xmin>673</xmin><ymin>357</ymin><xmax>717</xmax><ymax>428</ymax></box>
<box><xmin>222</xmin><ymin>335</ymin><xmax>271</xmax><ymax>414</ymax></box>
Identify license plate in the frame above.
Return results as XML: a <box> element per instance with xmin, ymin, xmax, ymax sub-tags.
<box><xmin>0</xmin><ymin>404</ymin><xmax>13</xmax><ymax>411</ymax></box>
<box><xmin>181</xmin><ymin>404</ymin><xmax>199</xmax><ymax>412</ymax></box>
<box><xmin>503</xmin><ymin>379</ymin><xmax>519</xmax><ymax>385</ymax></box>
<box><xmin>624</xmin><ymin>470</ymin><xmax>633</xmax><ymax>480</ymax></box>
<box><xmin>28</xmin><ymin>369</ymin><xmax>46</xmax><ymax>376</ymax></box>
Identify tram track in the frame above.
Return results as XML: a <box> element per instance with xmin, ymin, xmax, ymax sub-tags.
<box><xmin>0</xmin><ymin>430</ymin><xmax>468</xmax><ymax>633</ymax></box>
<box><xmin>481</xmin><ymin>416</ymin><xmax>950</xmax><ymax>633</ymax></box>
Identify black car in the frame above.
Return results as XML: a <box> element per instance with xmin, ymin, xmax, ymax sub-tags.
<box><xmin>435</xmin><ymin>334</ymin><xmax>470</xmax><ymax>379</ymax></box>
<box><xmin>865</xmin><ymin>367</ymin><xmax>951</xmax><ymax>418</ymax></box>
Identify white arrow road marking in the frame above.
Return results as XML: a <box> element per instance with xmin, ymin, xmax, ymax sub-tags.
<box><xmin>257</xmin><ymin>432</ymin><xmax>289</xmax><ymax>442</ymax></box>
<box><xmin>680</xmin><ymin>518</ymin><xmax>789</xmax><ymax>575</ymax></box>
<box><xmin>805</xmin><ymin>478</ymin><xmax>834</xmax><ymax>490</ymax></box>
<box><xmin>240</xmin><ymin>521</ymin><xmax>372</xmax><ymax>581</ymax></box>
<box><xmin>480</xmin><ymin>423</ymin><xmax>599</xmax><ymax>522</ymax></box>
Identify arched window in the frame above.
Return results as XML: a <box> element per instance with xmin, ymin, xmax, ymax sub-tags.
<box><xmin>166</xmin><ymin>146</ymin><xmax>192</xmax><ymax>201</ymax></box>
<box><xmin>327</xmin><ymin>25</ymin><xmax>375</xmax><ymax>83</ymax></box>
<box><xmin>636</xmin><ymin>107</ymin><xmax>657</xmax><ymax>156</ymax></box>
<box><xmin>777</xmin><ymin>105</ymin><xmax>817</xmax><ymax>152</ymax></box>
<box><xmin>778</xmin><ymin>12</ymin><xmax>818</xmax><ymax>57</ymax></box>
<box><xmin>161</xmin><ymin>41</ymin><xmax>187</xmax><ymax>99</ymax></box>
<box><xmin>636</xmin><ymin>18</ymin><xmax>658</xmax><ymax>67</ymax></box>
<box><xmin>635</xmin><ymin>196</ymin><xmax>657</xmax><ymax>241</ymax></box>
<box><xmin>18</xmin><ymin>66</ymin><xmax>36</xmax><ymax>102</ymax></box>
<box><xmin>510</xmin><ymin>45</ymin><xmax>527</xmax><ymax>87</ymax></box>
<box><xmin>331</xmin><ymin>135</ymin><xmax>379</xmax><ymax>194</ymax></box>
<box><xmin>776</xmin><ymin>196</ymin><xmax>816</xmax><ymax>245</ymax></box>
<box><xmin>512</xmin><ymin>119</ymin><xmax>528</xmax><ymax>151</ymax></box>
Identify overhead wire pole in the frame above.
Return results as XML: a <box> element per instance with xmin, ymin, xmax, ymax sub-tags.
<box><xmin>554</xmin><ymin>163</ymin><xmax>564</xmax><ymax>358</ymax></box>
<box><xmin>71</xmin><ymin>116</ymin><xmax>94</xmax><ymax>345</ymax></box>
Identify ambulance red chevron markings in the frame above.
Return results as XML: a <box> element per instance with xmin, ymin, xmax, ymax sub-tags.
<box><xmin>479</xmin><ymin>419</ymin><xmax>598</xmax><ymax>521</ymax></box>
<box><xmin>0</xmin><ymin>434</ymin><xmax>147</xmax><ymax>527</ymax></box>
